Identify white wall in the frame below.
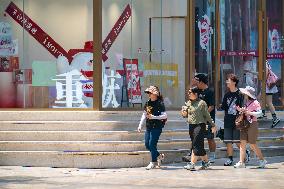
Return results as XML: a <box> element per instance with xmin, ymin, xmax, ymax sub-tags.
<box><xmin>0</xmin><ymin>0</ymin><xmax>93</xmax><ymax>68</ymax></box>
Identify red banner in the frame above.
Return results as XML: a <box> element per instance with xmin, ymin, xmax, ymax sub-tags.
<box><xmin>220</xmin><ymin>50</ymin><xmax>258</xmax><ymax>57</ymax></box>
<box><xmin>5</xmin><ymin>2</ymin><xmax>72</xmax><ymax>61</ymax></box>
<box><xmin>102</xmin><ymin>4</ymin><xmax>131</xmax><ymax>62</ymax></box>
<box><xmin>267</xmin><ymin>53</ymin><xmax>284</xmax><ymax>59</ymax></box>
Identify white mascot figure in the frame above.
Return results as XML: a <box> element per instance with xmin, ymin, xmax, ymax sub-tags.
<box><xmin>56</xmin><ymin>52</ymin><xmax>93</xmax><ymax>108</ymax></box>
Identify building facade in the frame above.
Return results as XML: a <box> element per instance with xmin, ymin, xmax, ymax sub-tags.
<box><xmin>0</xmin><ymin>0</ymin><xmax>283</xmax><ymax>110</ymax></box>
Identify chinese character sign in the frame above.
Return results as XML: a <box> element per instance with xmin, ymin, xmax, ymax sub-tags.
<box><xmin>123</xmin><ymin>59</ymin><xmax>142</xmax><ymax>104</ymax></box>
<box><xmin>198</xmin><ymin>15</ymin><xmax>213</xmax><ymax>51</ymax></box>
<box><xmin>102</xmin><ymin>69</ymin><xmax>121</xmax><ymax>108</ymax></box>
<box><xmin>102</xmin><ymin>4</ymin><xmax>131</xmax><ymax>62</ymax></box>
<box><xmin>52</xmin><ymin>69</ymin><xmax>88</xmax><ymax>108</ymax></box>
<box><xmin>5</xmin><ymin>2</ymin><xmax>71</xmax><ymax>61</ymax></box>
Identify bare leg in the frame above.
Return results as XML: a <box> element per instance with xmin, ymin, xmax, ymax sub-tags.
<box><xmin>226</xmin><ymin>143</ymin><xmax>234</xmax><ymax>157</ymax></box>
<box><xmin>208</xmin><ymin>139</ymin><xmax>216</xmax><ymax>152</ymax></box>
<box><xmin>239</xmin><ymin>140</ymin><xmax>247</xmax><ymax>163</ymax></box>
<box><xmin>191</xmin><ymin>151</ymin><xmax>199</xmax><ymax>164</ymax></box>
<box><xmin>250</xmin><ymin>144</ymin><xmax>264</xmax><ymax>160</ymax></box>
<box><xmin>266</xmin><ymin>95</ymin><xmax>276</xmax><ymax>114</ymax></box>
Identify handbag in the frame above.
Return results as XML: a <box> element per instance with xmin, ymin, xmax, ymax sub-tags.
<box><xmin>235</xmin><ymin>112</ymin><xmax>250</xmax><ymax>130</ymax></box>
<box><xmin>235</xmin><ymin>100</ymin><xmax>254</xmax><ymax>130</ymax></box>
<box><xmin>267</xmin><ymin>67</ymin><xmax>279</xmax><ymax>89</ymax></box>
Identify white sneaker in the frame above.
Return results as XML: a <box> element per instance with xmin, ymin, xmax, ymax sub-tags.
<box><xmin>157</xmin><ymin>153</ymin><xmax>165</xmax><ymax>167</ymax></box>
<box><xmin>184</xmin><ymin>162</ymin><xmax>195</xmax><ymax>170</ymax></box>
<box><xmin>234</xmin><ymin>161</ymin><xmax>246</xmax><ymax>168</ymax></box>
<box><xmin>257</xmin><ymin>159</ymin><xmax>267</xmax><ymax>168</ymax></box>
<box><xmin>146</xmin><ymin>162</ymin><xmax>156</xmax><ymax>170</ymax></box>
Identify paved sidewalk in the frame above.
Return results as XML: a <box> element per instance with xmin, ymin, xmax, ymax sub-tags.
<box><xmin>0</xmin><ymin>156</ymin><xmax>283</xmax><ymax>189</ymax></box>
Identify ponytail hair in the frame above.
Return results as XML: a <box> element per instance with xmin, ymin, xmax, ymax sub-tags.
<box><xmin>154</xmin><ymin>86</ymin><xmax>164</xmax><ymax>102</ymax></box>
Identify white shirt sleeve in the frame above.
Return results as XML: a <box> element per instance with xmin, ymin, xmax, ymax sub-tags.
<box><xmin>150</xmin><ymin>112</ymin><xmax>167</xmax><ymax>120</ymax></box>
<box><xmin>247</xmin><ymin>110</ymin><xmax>262</xmax><ymax>118</ymax></box>
<box><xmin>138</xmin><ymin>111</ymin><xmax>147</xmax><ymax>128</ymax></box>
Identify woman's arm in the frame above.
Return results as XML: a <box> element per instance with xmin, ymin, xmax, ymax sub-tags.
<box><xmin>138</xmin><ymin>111</ymin><xmax>147</xmax><ymax>128</ymax></box>
<box><xmin>202</xmin><ymin>102</ymin><xmax>215</xmax><ymax>126</ymax></box>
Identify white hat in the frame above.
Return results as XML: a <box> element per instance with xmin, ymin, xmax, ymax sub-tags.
<box><xmin>240</xmin><ymin>86</ymin><xmax>256</xmax><ymax>99</ymax></box>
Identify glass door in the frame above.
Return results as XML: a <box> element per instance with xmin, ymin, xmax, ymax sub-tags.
<box><xmin>194</xmin><ymin>0</ymin><xmax>216</xmax><ymax>88</ymax></box>
<box><xmin>266</xmin><ymin>0</ymin><xmax>284</xmax><ymax>109</ymax></box>
<box><xmin>219</xmin><ymin>0</ymin><xmax>260</xmax><ymax>102</ymax></box>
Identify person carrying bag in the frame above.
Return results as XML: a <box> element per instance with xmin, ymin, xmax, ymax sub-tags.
<box><xmin>234</xmin><ymin>86</ymin><xmax>267</xmax><ymax>168</ymax></box>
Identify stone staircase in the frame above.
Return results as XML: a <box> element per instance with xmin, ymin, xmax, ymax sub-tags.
<box><xmin>0</xmin><ymin>111</ymin><xmax>283</xmax><ymax>168</ymax></box>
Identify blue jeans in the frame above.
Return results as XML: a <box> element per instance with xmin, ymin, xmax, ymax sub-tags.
<box><xmin>145</xmin><ymin>127</ymin><xmax>162</xmax><ymax>162</ymax></box>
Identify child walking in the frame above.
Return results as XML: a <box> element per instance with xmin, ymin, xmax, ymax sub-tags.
<box><xmin>138</xmin><ymin>86</ymin><xmax>167</xmax><ymax>170</ymax></box>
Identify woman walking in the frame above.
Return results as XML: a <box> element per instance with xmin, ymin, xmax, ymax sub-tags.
<box><xmin>234</xmin><ymin>86</ymin><xmax>267</xmax><ymax>168</ymax></box>
<box><xmin>261</xmin><ymin>62</ymin><xmax>280</xmax><ymax>128</ymax></box>
<box><xmin>138</xmin><ymin>86</ymin><xmax>167</xmax><ymax>170</ymax></box>
<box><xmin>181</xmin><ymin>87</ymin><xmax>217</xmax><ymax>171</ymax></box>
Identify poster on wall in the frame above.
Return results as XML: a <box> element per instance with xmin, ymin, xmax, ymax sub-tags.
<box><xmin>144</xmin><ymin>62</ymin><xmax>178</xmax><ymax>88</ymax></box>
<box><xmin>0</xmin><ymin>22</ymin><xmax>18</xmax><ymax>56</ymax></box>
<box><xmin>0</xmin><ymin>56</ymin><xmax>19</xmax><ymax>72</ymax></box>
<box><xmin>123</xmin><ymin>59</ymin><xmax>142</xmax><ymax>104</ymax></box>
<box><xmin>198</xmin><ymin>15</ymin><xmax>213</xmax><ymax>52</ymax></box>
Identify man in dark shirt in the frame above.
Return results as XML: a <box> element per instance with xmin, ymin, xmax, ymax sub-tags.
<box><xmin>221</xmin><ymin>74</ymin><xmax>247</xmax><ymax>166</ymax></box>
<box><xmin>194</xmin><ymin>74</ymin><xmax>216</xmax><ymax>163</ymax></box>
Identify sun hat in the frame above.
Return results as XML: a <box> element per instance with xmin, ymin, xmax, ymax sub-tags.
<box><xmin>239</xmin><ymin>86</ymin><xmax>256</xmax><ymax>99</ymax></box>
<box><xmin>144</xmin><ymin>86</ymin><xmax>160</xmax><ymax>95</ymax></box>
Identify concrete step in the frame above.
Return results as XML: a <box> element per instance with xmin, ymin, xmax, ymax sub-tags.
<box><xmin>0</xmin><ymin>111</ymin><xmax>185</xmax><ymax>121</ymax></box>
<box><xmin>0</xmin><ymin>146</ymin><xmax>283</xmax><ymax>168</ymax></box>
<box><xmin>0</xmin><ymin>130</ymin><xmax>185</xmax><ymax>141</ymax></box>
<box><xmin>0</xmin><ymin>119</ymin><xmax>282</xmax><ymax>131</ymax></box>
<box><xmin>0</xmin><ymin>128</ymin><xmax>282</xmax><ymax>141</ymax></box>
<box><xmin>0</xmin><ymin>137</ymin><xmax>282</xmax><ymax>152</ymax></box>
<box><xmin>0</xmin><ymin>120</ymin><xmax>189</xmax><ymax>131</ymax></box>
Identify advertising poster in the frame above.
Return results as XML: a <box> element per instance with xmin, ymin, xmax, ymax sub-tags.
<box><xmin>123</xmin><ymin>58</ymin><xmax>142</xmax><ymax>104</ymax></box>
<box><xmin>143</xmin><ymin>62</ymin><xmax>178</xmax><ymax>88</ymax></box>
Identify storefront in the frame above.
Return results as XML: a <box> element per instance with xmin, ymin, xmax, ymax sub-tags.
<box><xmin>0</xmin><ymin>0</ymin><xmax>283</xmax><ymax>110</ymax></box>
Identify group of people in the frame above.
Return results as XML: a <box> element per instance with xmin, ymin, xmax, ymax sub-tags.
<box><xmin>137</xmin><ymin>67</ymin><xmax>280</xmax><ymax>170</ymax></box>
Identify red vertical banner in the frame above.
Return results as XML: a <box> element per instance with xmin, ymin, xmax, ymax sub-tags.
<box><xmin>102</xmin><ymin>4</ymin><xmax>131</xmax><ymax>62</ymax></box>
<box><xmin>5</xmin><ymin>2</ymin><xmax>72</xmax><ymax>61</ymax></box>
<box><xmin>123</xmin><ymin>59</ymin><xmax>142</xmax><ymax>104</ymax></box>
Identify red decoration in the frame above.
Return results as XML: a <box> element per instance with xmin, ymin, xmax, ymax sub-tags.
<box><xmin>102</xmin><ymin>4</ymin><xmax>131</xmax><ymax>62</ymax></box>
<box><xmin>220</xmin><ymin>50</ymin><xmax>258</xmax><ymax>57</ymax></box>
<box><xmin>5</xmin><ymin>2</ymin><xmax>72</xmax><ymax>62</ymax></box>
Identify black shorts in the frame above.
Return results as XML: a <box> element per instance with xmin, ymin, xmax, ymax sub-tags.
<box><xmin>224</xmin><ymin>127</ymin><xmax>240</xmax><ymax>144</ymax></box>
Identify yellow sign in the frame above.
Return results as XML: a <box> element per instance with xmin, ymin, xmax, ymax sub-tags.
<box><xmin>143</xmin><ymin>62</ymin><xmax>178</xmax><ymax>88</ymax></box>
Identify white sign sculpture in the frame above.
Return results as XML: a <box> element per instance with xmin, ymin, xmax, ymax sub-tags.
<box><xmin>102</xmin><ymin>69</ymin><xmax>121</xmax><ymax>108</ymax></box>
<box><xmin>52</xmin><ymin>69</ymin><xmax>88</xmax><ymax>108</ymax></box>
